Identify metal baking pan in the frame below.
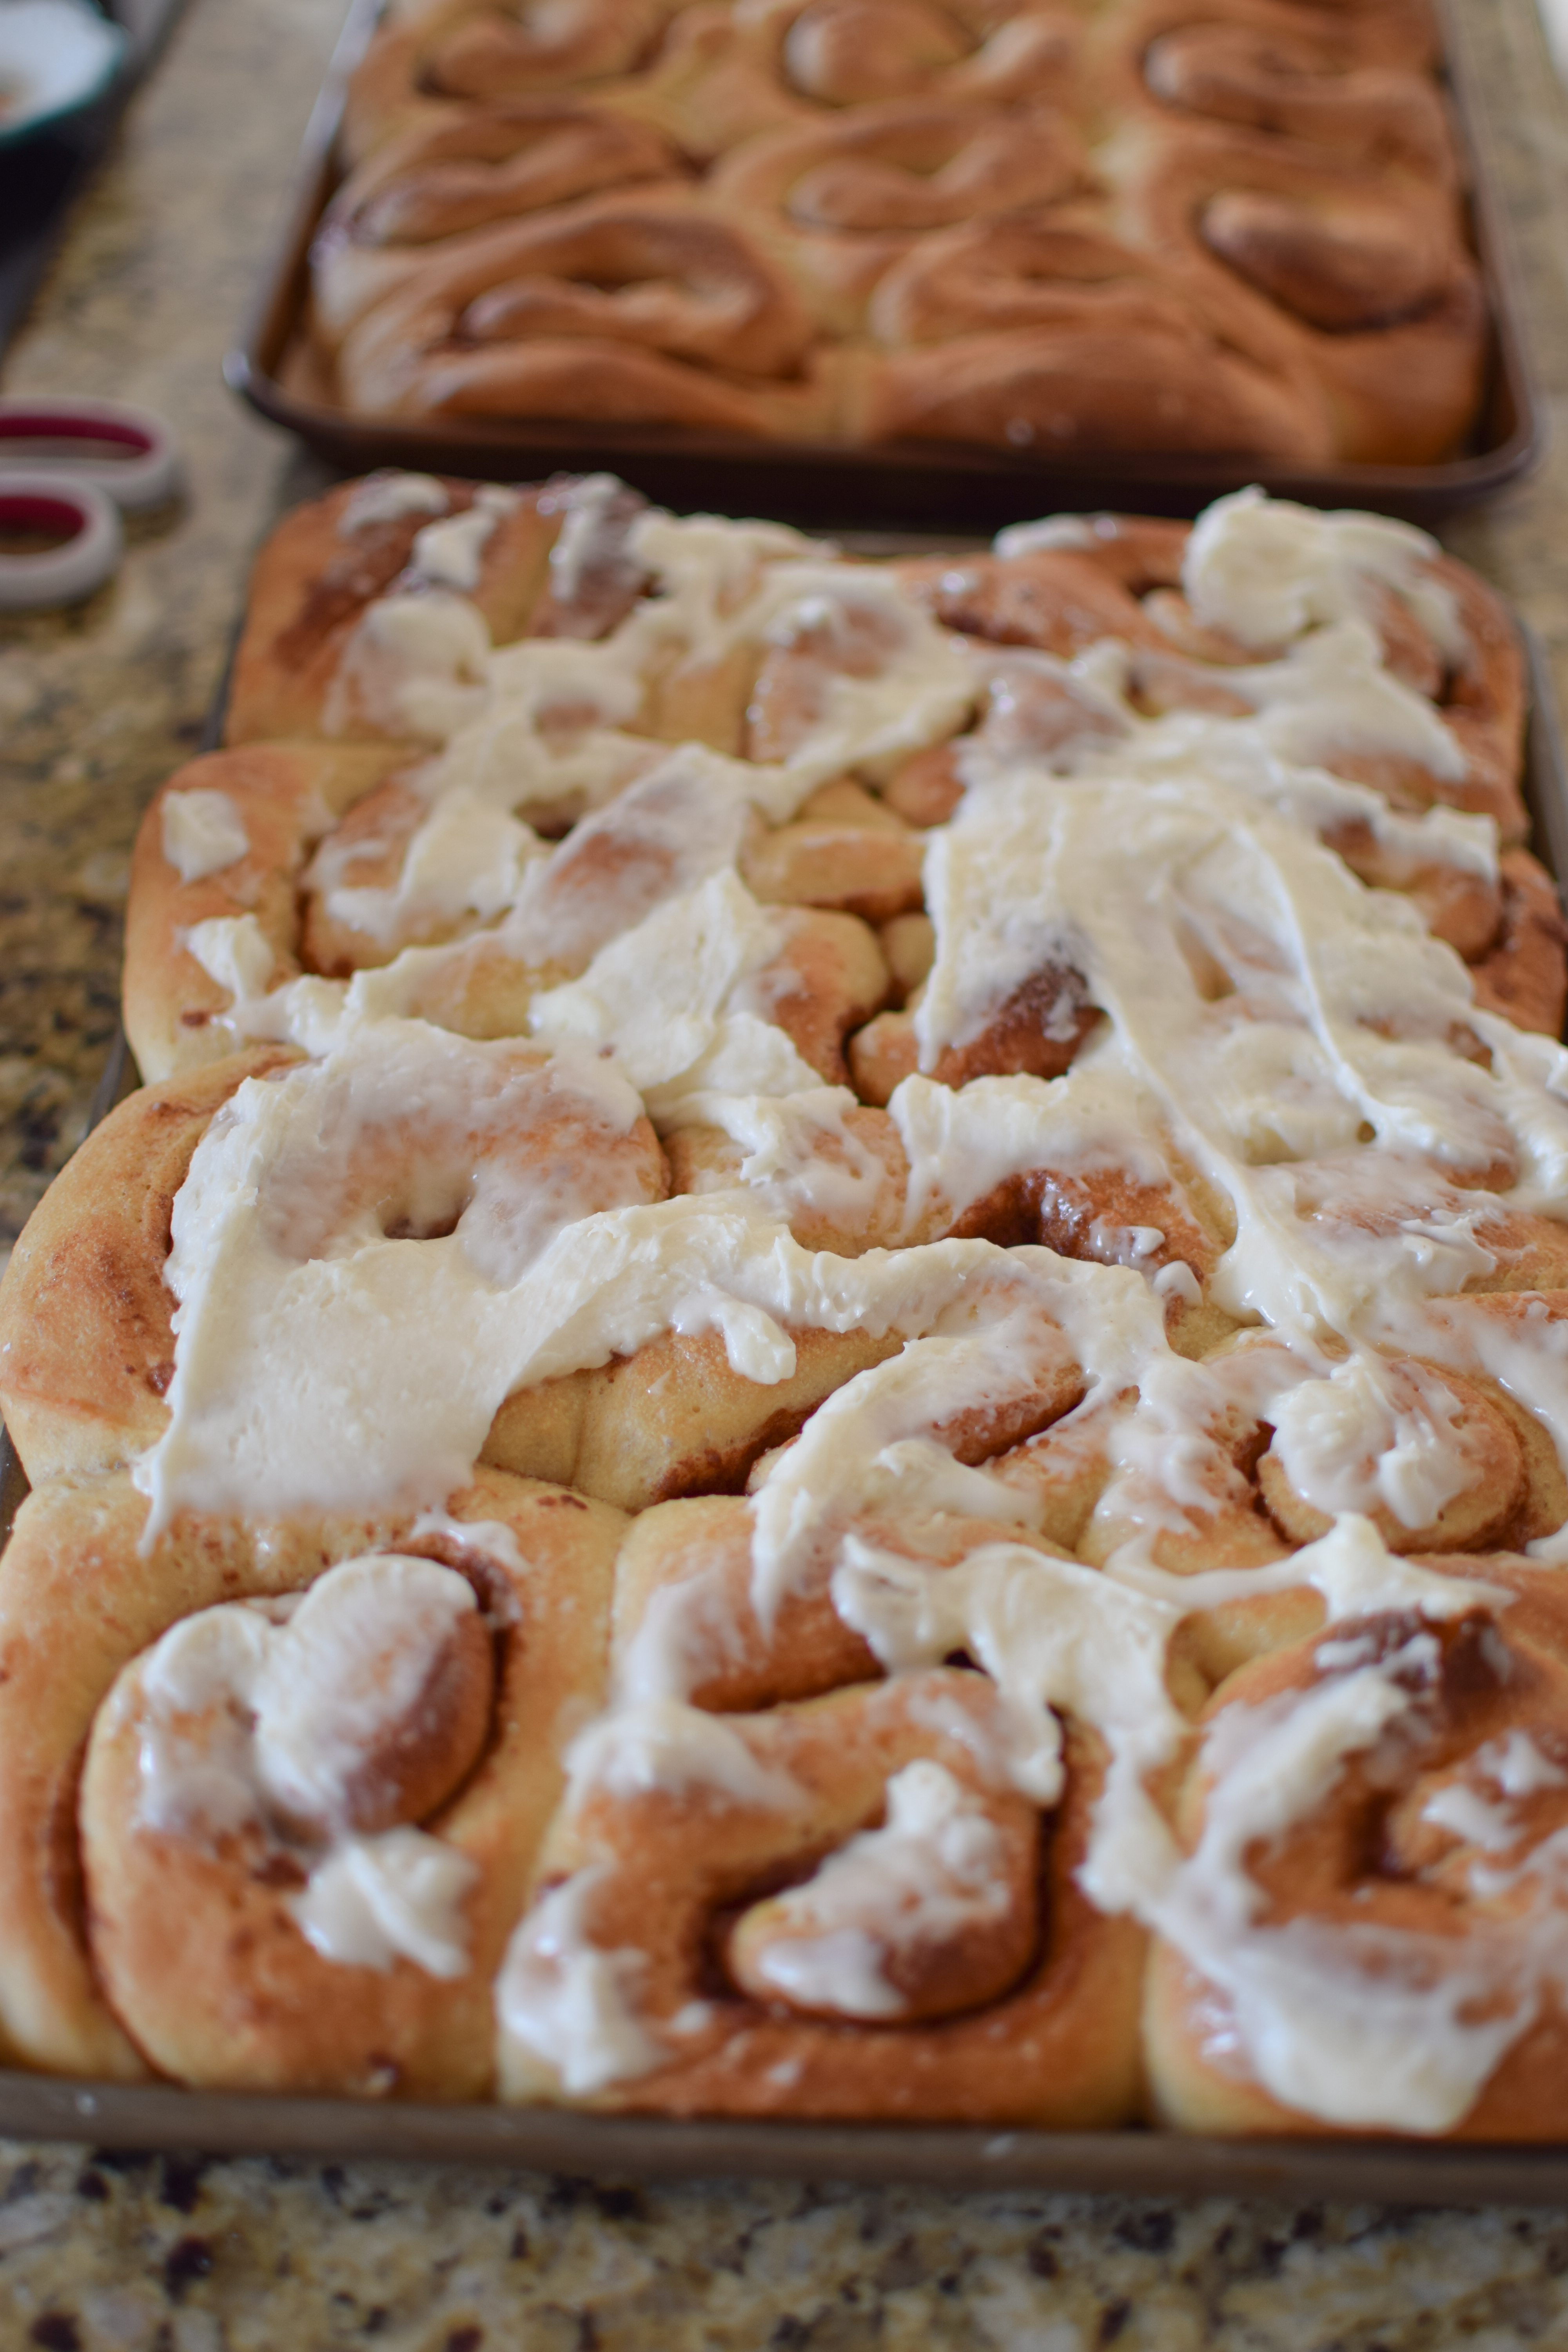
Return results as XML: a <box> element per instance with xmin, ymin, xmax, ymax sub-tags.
<box><xmin>224</xmin><ymin>0</ymin><xmax>1542</xmax><ymax>532</ymax></box>
<box><xmin>1</xmin><ymin>635</ymin><xmax>1566</xmax><ymax>2199</ymax></box>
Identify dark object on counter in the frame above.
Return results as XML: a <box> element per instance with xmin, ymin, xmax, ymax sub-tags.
<box><xmin>0</xmin><ymin>0</ymin><xmax>190</xmax><ymax>362</ymax></box>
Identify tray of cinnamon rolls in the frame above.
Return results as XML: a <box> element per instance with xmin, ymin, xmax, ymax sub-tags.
<box><xmin>14</xmin><ymin>471</ymin><xmax>1568</xmax><ymax>2200</ymax></box>
<box><xmin>224</xmin><ymin>0</ymin><xmax>1539</xmax><ymax>528</ymax></box>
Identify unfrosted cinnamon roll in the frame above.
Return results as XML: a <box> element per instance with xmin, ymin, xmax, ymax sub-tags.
<box><xmin>857</xmin><ymin>312</ymin><xmax>1336</xmax><ymax>458</ymax></box>
<box><xmin>1142</xmin><ymin>18</ymin><xmax>1452</xmax><ymax>172</ymax></box>
<box><xmin>312</xmin><ymin>101</ymin><xmax>688</xmax><ymax>347</ymax></box>
<box><xmin>757</xmin><ymin>0</ymin><xmax>1079</xmax><ymax>111</ymax></box>
<box><xmin>865</xmin><ymin>215</ymin><xmax>1218</xmax><ymax>347</ymax></box>
<box><xmin>336</xmin><ymin>193</ymin><xmax>826</xmax><ymax>431</ymax></box>
<box><xmin>1101</xmin><ymin>119</ymin><xmax>1483</xmax><ymax>465</ymax></box>
<box><xmin>342</xmin><ymin>0</ymin><xmax>693</xmax><ymax>163</ymax></box>
<box><xmin>712</xmin><ymin>100</ymin><xmax>1085</xmax><ymax>331</ymax></box>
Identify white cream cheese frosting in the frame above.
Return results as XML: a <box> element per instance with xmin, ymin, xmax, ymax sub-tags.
<box><xmin>162</xmin><ymin>789</ymin><xmax>250</xmax><ymax>885</ymax></box>
<box><xmin>133</xmin><ymin>1553</ymin><xmax>483</xmax><ymax>1979</ymax></box>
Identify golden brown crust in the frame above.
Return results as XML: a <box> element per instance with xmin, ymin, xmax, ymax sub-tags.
<box><xmin>0</xmin><ymin>1049</ymin><xmax>298</xmax><ymax>1484</ymax></box>
<box><xmin>1469</xmin><ymin>849</ymin><xmax>1568</xmax><ymax>1036</ymax></box>
<box><xmin>125</xmin><ymin>743</ymin><xmax>414</xmax><ymax>1082</ymax></box>
<box><xmin>224</xmin><ymin>476</ymin><xmax>563</xmax><ymax>745</ymax></box>
<box><xmin>611</xmin><ymin>1494</ymin><xmax>882</xmax><ymax>1711</ymax></box>
<box><xmin>482</xmin><ymin>1323</ymin><xmax>906</xmax><ymax>1510</ymax></box>
<box><xmin>313</xmin><ymin>100</ymin><xmax>689</xmax><ymax>347</ymax></box>
<box><xmin>0</xmin><ymin>1468</ymin><xmax>621</xmax><ymax>2090</ymax></box>
<box><xmin>850</xmin><ymin>961</ymin><xmax>1103</xmax><ymax>1104</ymax></box>
<box><xmin>1144</xmin><ymin>1563</ymin><xmax>1568</xmax><ymax>2139</ymax></box>
<box><xmin>510</xmin><ymin>1675</ymin><xmax>1147</xmax><ymax>2123</ymax></box>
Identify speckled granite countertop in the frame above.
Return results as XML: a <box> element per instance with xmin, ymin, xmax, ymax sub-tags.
<box><xmin>9</xmin><ymin>0</ymin><xmax>1568</xmax><ymax>2337</ymax></box>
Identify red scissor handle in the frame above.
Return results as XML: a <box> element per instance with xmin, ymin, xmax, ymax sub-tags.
<box><xmin>0</xmin><ymin>471</ymin><xmax>123</xmax><ymax>610</ymax></box>
<box><xmin>0</xmin><ymin>398</ymin><xmax>180</xmax><ymax>510</ymax></box>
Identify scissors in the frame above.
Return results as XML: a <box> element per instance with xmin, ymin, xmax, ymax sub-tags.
<box><xmin>0</xmin><ymin>396</ymin><xmax>182</xmax><ymax>612</ymax></box>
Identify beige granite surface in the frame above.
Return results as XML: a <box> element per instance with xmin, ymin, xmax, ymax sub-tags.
<box><xmin>11</xmin><ymin>0</ymin><xmax>1568</xmax><ymax>2338</ymax></box>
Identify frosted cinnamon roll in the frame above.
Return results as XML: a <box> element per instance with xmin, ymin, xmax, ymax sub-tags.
<box><xmin>0</xmin><ymin>1048</ymin><xmax>301</xmax><ymax>1484</ymax></box>
<box><xmin>124</xmin><ymin>742</ymin><xmax>411</xmax><ymax>1082</ymax></box>
<box><xmin>667</xmin><ymin>1073</ymin><xmax>1230</xmax><ymax>1366</ymax></box>
<box><xmin>500</xmin><ymin>1665</ymin><xmax>1143</xmax><ymax>2121</ymax></box>
<box><xmin>495</xmin><ymin>1362</ymin><xmax>1236</xmax><ymax>2118</ymax></box>
<box><xmin>444</xmin><ymin>1220</ymin><xmax>1097</xmax><ymax>1515</ymax></box>
<box><xmin>127</xmin><ymin>740</ymin><xmax>897</xmax><ymax>1094</ymax></box>
<box><xmin>223</xmin><ymin>472</ymin><xmax>575</xmax><ymax>748</ymax></box>
<box><xmin>906</xmin><ymin>493</ymin><xmax>1525</xmax><ymax>829</ymax></box>
<box><xmin>0</xmin><ymin>1027</ymin><xmax>668</xmax><ymax>1491</ymax></box>
<box><xmin>1144</xmin><ymin>1561</ymin><xmax>1568</xmax><ymax>2138</ymax></box>
<box><xmin>0</xmin><ymin>1466</ymin><xmax>622</xmax><ymax>2085</ymax></box>
<box><xmin>1467</xmin><ymin>853</ymin><xmax>1568</xmax><ymax>1036</ymax></box>
<box><xmin>1253</xmin><ymin>1348</ymin><xmax>1568</xmax><ymax>1558</ymax></box>
<box><xmin>855</xmin><ymin>311</ymin><xmax>1337</xmax><ymax>460</ymax></box>
<box><xmin>849</xmin><ymin>952</ymin><xmax>1102</xmax><ymax>1100</ymax></box>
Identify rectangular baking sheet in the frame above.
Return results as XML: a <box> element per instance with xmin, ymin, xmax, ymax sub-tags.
<box><xmin>223</xmin><ymin>0</ymin><xmax>1542</xmax><ymax>532</ymax></box>
<box><xmin>2</xmin><ymin>633</ymin><xmax>1566</xmax><ymax>2201</ymax></box>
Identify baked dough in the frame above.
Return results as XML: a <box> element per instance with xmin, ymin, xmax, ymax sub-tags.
<box><xmin>310</xmin><ymin>0</ymin><xmax>1488</xmax><ymax>465</ymax></box>
<box><xmin>3</xmin><ymin>477</ymin><xmax>1568</xmax><ymax>2134</ymax></box>
<box><xmin>0</xmin><ymin>1467</ymin><xmax>622</xmax><ymax>2089</ymax></box>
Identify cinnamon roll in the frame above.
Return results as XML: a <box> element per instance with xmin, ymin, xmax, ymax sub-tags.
<box><xmin>313</xmin><ymin>102</ymin><xmax>688</xmax><ymax>347</ymax></box>
<box><xmin>497</xmin><ymin>1487</ymin><xmax>1147</xmax><ymax>2120</ymax></box>
<box><xmin>1145</xmin><ymin>1562</ymin><xmax>1568</xmax><ymax>2138</ymax></box>
<box><xmin>0</xmin><ymin>1466</ymin><xmax>622</xmax><ymax>2087</ymax></box>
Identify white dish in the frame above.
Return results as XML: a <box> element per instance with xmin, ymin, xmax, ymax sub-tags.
<box><xmin>0</xmin><ymin>0</ymin><xmax>125</xmax><ymax>147</ymax></box>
